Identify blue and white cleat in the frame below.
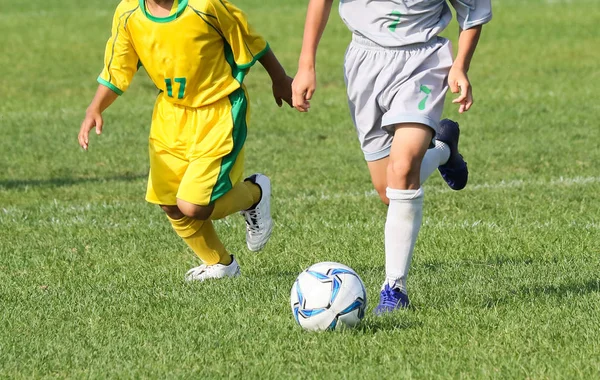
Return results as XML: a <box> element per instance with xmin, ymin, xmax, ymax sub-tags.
<box><xmin>437</xmin><ymin>119</ymin><xmax>468</xmax><ymax>190</ymax></box>
<box><xmin>373</xmin><ymin>283</ymin><xmax>410</xmax><ymax>315</ymax></box>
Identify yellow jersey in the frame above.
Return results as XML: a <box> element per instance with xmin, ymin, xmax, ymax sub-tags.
<box><xmin>98</xmin><ymin>0</ymin><xmax>269</xmax><ymax>107</ymax></box>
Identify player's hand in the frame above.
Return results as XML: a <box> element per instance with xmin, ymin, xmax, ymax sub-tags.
<box><xmin>78</xmin><ymin>110</ymin><xmax>103</xmax><ymax>150</ymax></box>
<box><xmin>448</xmin><ymin>65</ymin><xmax>473</xmax><ymax>114</ymax></box>
<box><xmin>291</xmin><ymin>67</ymin><xmax>316</xmax><ymax>112</ymax></box>
<box><xmin>272</xmin><ymin>75</ymin><xmax>294</xmax><ymax>108</ymax></box>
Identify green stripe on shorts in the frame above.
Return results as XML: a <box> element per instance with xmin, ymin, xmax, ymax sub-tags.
<box><xmin>209</xmin><ymin>87</ymin><xmax>248</xmax><ymax>203</ymax></box>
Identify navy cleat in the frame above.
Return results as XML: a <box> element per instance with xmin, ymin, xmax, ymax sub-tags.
<box><xmin>437</xmin><ymin>119</ymin><xmax>468</xmax><ymax>190</ymax></box>
<box><xmin>373</xmin><ymin>283</ymin><xmax>410</xmax><ymax>315</ymax></box>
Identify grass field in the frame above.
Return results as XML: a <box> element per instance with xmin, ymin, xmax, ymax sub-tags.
<box><xmin>2</xmin><ymin>0</ymin><xmax>600</xmax><ymax>378</ymax></box>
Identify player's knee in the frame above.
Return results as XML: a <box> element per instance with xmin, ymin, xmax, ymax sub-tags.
<box><xmin>177</xmin><ymin>200</ymin><xmax>214</xmax><ymax>220</ymax></box>
<box><xmin>388</xmin><ymin>159</ymin><xmax>417</xmax><ymax>179</ymax></box>
<box><xmin>387</xmin><ymin>159</ymin><xmax>420</xmax><ymax>188</ymax></box>
<box><xmin>161</xmin><ymin>205</ymin><xmax>184</xmax><ymax>220</ymax></box>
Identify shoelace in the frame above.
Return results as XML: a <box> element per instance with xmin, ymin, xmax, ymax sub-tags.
<box><xmin>380</xmin><ymin>287</ymin><xmax>403</xmax><ymax>308</ymax></box>
<box><xmin>244</xmin><ymin>209</ymin><xmax>261</xmax><ymax>233</ymax></box>
<box><xmin>186</xmin><ymin>265</ymin><xmax>207</xmax><ymax>279</ymax></box>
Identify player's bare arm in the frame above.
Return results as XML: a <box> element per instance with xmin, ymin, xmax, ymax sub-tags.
<box><xmin>258</xmin><ymin>49</ymin><xmax>294</xmax><ymax>108</ymax></box>
<box><xmin>78</xmin><ymin>85</ymin><xmax>118</xmax><ymax>150</ymax></box>
<box><xmin>449</xmin><ymin>25</ymin><xmax>483</xmax><ymax>114</ymax></box>
<box><xmin>292</xmin><ymin>0</ymin><xmax>334</xmax><ymax>112</ymax></box>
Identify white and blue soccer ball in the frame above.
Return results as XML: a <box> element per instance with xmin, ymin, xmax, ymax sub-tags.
<box><xmin>290</xmin><ymin>262</ymin><xmax>367</xmax><ymax>331</ymax></box>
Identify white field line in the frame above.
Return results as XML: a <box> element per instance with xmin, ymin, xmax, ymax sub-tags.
<box><xmin>319</xmin><ymin>218</ymin><xmax>600</xmax><ymax>231</ymax></box>
<box><xmin>1</xmin><ymin>176</ymin><xmax>599</xmax><ymax>217</ymax></box>
<box><xmin>294</xmin><ymin>176</ymin><xmax>600</xmax><ymax>202</ymax></box>
<box><xmin>1</xmin><ymin>174</ymin><xmax>599</xmax><ymax>231</ymax></box>
<box><xmin>1</xmin><ymin>211</ymin><xmax>599</xmax><ymax>232</ymax></box>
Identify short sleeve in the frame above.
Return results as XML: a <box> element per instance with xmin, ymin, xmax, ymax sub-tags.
<box><xmin>97</xmin><ymin>5</ymin><xmax>140</xmax><ymax>95</ymax></box>
<box><xmin>209</xmin><ymin>0</ymin><xmax>269</xmax><ymax>69</ymax></box>
<box><xmin>450</xmin><ymin>0</ymin><xmax>492</xmax><ymax>30</ymax></box>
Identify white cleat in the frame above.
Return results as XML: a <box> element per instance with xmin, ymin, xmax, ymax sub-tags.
<box><xmin>240</xmin><ymin>173</ymin><xmax>273</xmax><ymax>252</ymax></box>
<box><xmin>185</xmin><ymin>256</ymin><xmax>241</xmax><ymax>282</ymax></box>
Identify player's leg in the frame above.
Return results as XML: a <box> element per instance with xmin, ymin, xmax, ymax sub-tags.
<box><xmin>177</xmin><ymin>146</ymin><xmax>260</xmax><ymax>222</ymax></box>
<box><xmin>367</xmin><ymin>140</ymin><xmax>451</xmax><ymax>205</ymax></box>
<box><xmin>176</xmin><ymin>87</ymin><xmax>272</xmax><ymax>254</ymax></box>
<box><xmin>372</xmin><ymin>38</ymin><xmax>457</xmax><ymax>314</ymax></box>
<box><xmin>373</xmin><ymin>123</ymin><xmax>432</xmax><ymax>315</ymax></box>
<box><xmin>161</xmin><ymin>204</ymin><xmax>239</xmax><ymax>281</ymax></box>
<box><xmin>218</xmin><ymin>88</ymin><xmax>273</xmax><ymax>251</ymax></box>
<box><xmin>344</xmin><ymin>36</ymin><xmax>453</xmax><ymax>206</ymax></box>
<box><xmin>147</xmin><ymin>149</ymin><xmax>237</xmax><ymax>277</ymax></box>
<box><xmin>146</xmin><ymin>94</ymin><xmax>238</xmax><ymax>281</ymax></box>
<box><xmin>177</xmin><ymin>149</ymin><xmax>272</xmax><ymax>252</ymax></box>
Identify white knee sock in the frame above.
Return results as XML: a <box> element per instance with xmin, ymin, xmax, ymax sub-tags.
<box><xmin>420</xmin><ymin>140</ymin><xmax>451</xmax><ymax>184</ymax></box>
<box><xmin>385</xmin><ymin>187</ymin><xmax>424</xmax><ymax>293</ymax></box>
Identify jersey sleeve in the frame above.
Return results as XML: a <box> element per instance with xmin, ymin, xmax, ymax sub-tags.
<box><xmin>209</xmin><ymin>0</ymin><xmax>269</xmax><ymax>69</ymax></box>
<box><xmin>97</xmin><ymin>5</ymin><xmax>139</xmax><ymax>95</ymax></box>
<box><xmin>450</xmin><ymin>0</ymin><xmax>492</xmax><ymax>30</ymax></box>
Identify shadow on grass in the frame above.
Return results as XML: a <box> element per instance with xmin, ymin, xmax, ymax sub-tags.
<box><xmin>483</xmin><ymin>278</ymin><xmax>600</xmax><ymax>308</ymax></box>
<box><xmin>0</xmin><ymin>173</ymin><xmax>147</xmax><ymax>190</ymax></box>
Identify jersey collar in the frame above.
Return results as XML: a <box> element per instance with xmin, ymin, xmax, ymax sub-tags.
<box><xmin>140</xmin><ymin>0</ymin><xmax>188</xmax><ymax>22</ymax></box>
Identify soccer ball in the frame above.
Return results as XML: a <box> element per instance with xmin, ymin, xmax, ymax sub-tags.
<box><xmin>290</xmin><ymin>262</ymin><xmax>367</xmax><ymax>331</ymax></box>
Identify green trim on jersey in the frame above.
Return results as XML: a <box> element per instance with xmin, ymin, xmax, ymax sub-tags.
<box><xmin>106</xmin><ymin>6</ymin><xmax>138</xmax><ymax>83</ymax></box>
<box><xmin>222</xmin><ymin>42</ymin><xmax>270</xmax><ymax>84</ymax></box>
<box><xmin>237</xmin><ymin>43</ymin><xmax>270</xmax><ymax>70</ymax></box>
<box><xmin>223</xmin><ymin>42</ymin><xmax>247</xmax><ymax>83</ymax></box>
<box><xmin>139</xmin><ymin>0</ymin><xmax>188</xmax><ymax>23</ymax></box>
<box><xmin>209</xmin><ymin>87</ymin><xmax>248</xmax><ymax>202</ymax></box>
<box><xmin>97</xmin><ymin>77</ymin><xmax>124</xmax><ymax>95</ymax></box>
<box><xmin>189</xmin><ymin>5</ymin><xmax>269</xmax><ymax>80</ymax></box>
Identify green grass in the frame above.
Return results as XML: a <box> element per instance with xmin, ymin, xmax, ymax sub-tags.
<box><xmin>2</xmin><ymin>0</ymin><xmax>600</xmax><ymax>378</ymax></box>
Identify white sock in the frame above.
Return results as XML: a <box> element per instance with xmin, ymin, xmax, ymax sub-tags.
<box><xmin>384</xmin><ymin>187</ymin><xmax>424</xmax><ymax>293</ymax></box>
<box><xmin>420</xmin><ymin>140</ymin><xmax>451</xmax><ymax>184</ymax></box>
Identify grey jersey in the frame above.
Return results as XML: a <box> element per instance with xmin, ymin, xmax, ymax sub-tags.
<box><xmin>338</xmin><ymin>0</ymin><xmax>492</xmax><ymax>48</ymax></box>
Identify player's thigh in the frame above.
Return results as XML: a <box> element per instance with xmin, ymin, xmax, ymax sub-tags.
<box><xmin>146</xmin><ymin>141</ymin><xmax>189</xmax><ymax>206</ymax></box>
<box><xmin>145</xmin><ymin>97</ymin><xmax>190</xmax><ymax>206</ymax></box>
<box><xmin>178</xmin><ymin>147</ymin><xmax>245</xmax><ymax>207</ymax></box>
<box><xmin>177</xmin><ymin>88</ymin><xmax>248</xmax><ymax>206</ymax></box>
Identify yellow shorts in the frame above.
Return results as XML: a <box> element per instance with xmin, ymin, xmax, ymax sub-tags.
<box><xmin>145</xmin><ymin>87</ymin><xmax>249</xmax><ymax>206</ymax></box>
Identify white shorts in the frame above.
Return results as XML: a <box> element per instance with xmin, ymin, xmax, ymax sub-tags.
<box><xmin>344</xmin><ymin>34</ymin><xmax>453</xmax><ymax>161</ymax></box>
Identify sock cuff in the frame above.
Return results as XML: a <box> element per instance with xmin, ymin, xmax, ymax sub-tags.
<box><xmin>167</xmin><ymin>215</ymin><xmax>204</xmax><ymax>238</ymax></box>
<box><xmin>384</xmin><ymin>277</ymin><xmax>408</xmax><ymax>293</ymax></box>
<box><xmin>434</xmin><ymin>139</ymin><xmax>449</xmax><ymax>150</ymax></box>
<box><xmin>386</xmin><ymin>187</ymin><xmax>424</xmax><ymax>201</ymax></box>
